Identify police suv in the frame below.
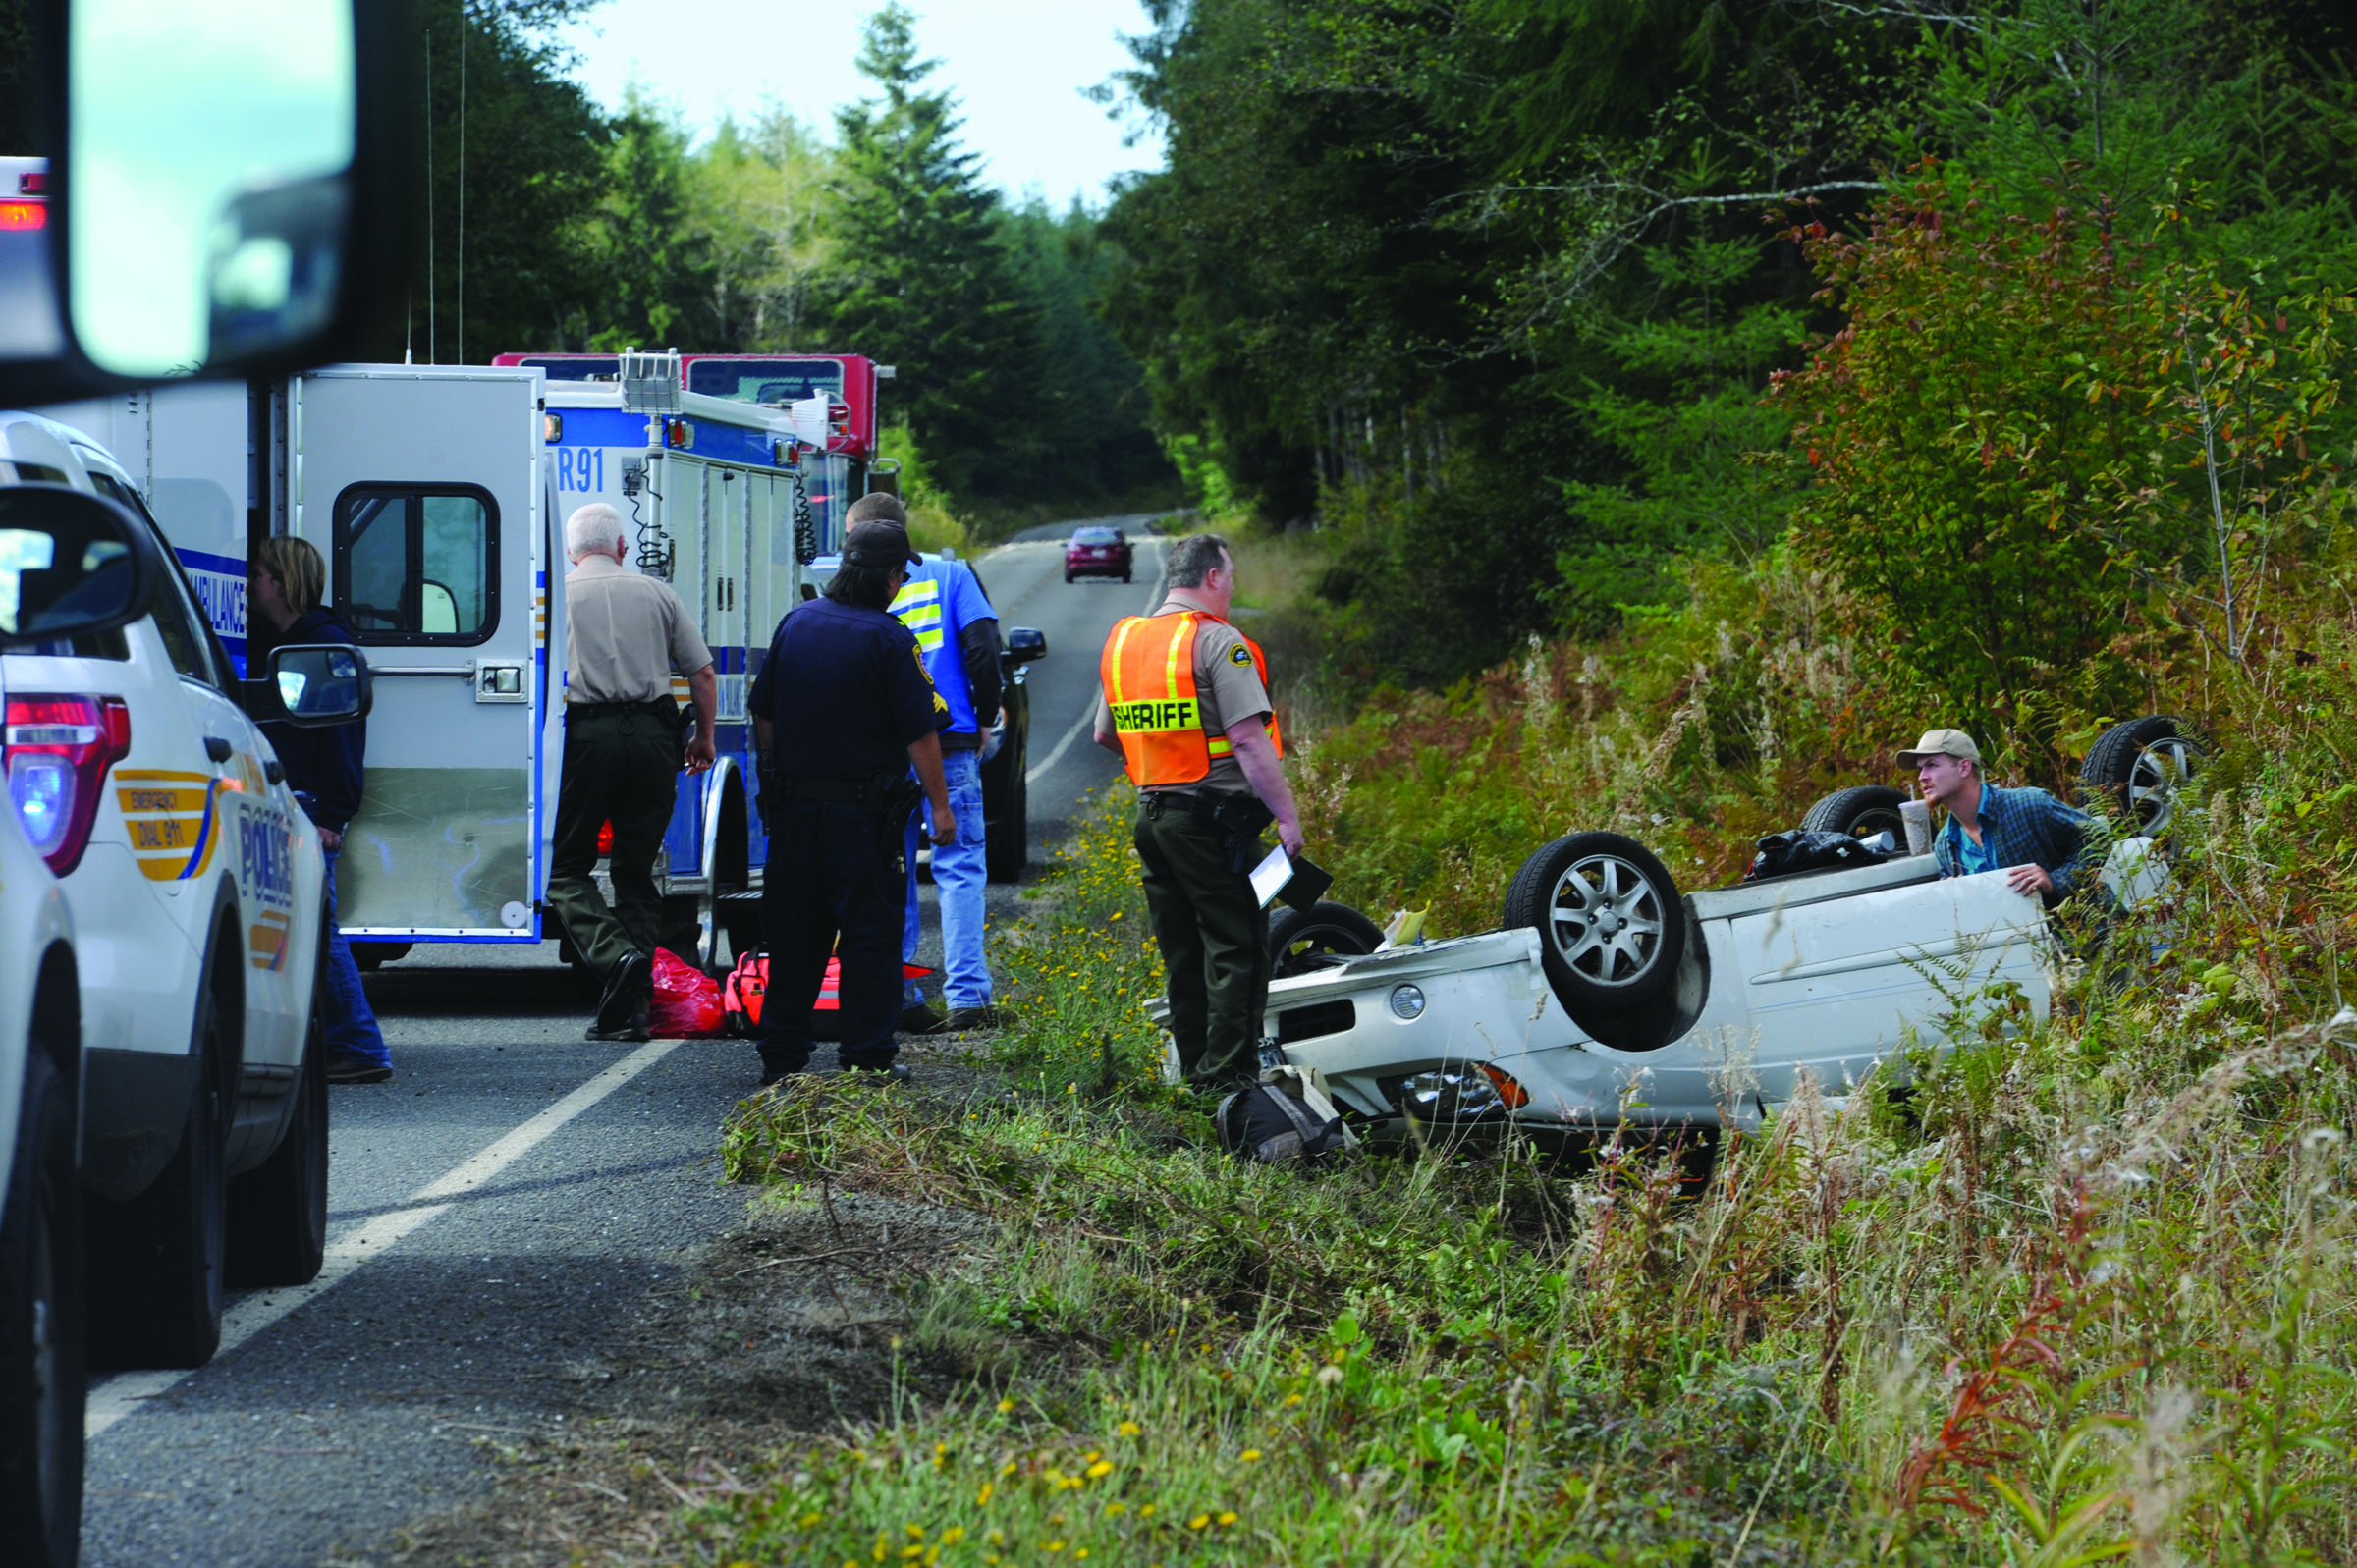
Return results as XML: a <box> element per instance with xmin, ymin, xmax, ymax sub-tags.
<box><xmin>1</xmin><ymin>410</ymin><xmax>366</xmax><ymax>1374</ymax></box>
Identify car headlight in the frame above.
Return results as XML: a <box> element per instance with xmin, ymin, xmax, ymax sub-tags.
<box><xmin>1388</xmin><ymin>984</ymin><xmax>1425</xmax><ymax>1020</ymax></box>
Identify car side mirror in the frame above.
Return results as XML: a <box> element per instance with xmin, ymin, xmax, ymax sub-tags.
<box><xmin>0</xmin><ymin>0</ymin><xmax>419</xmax><ymax>403</ymax></box>
<box><xmin>1006</xmin><ymin>626</ymin><xmax>1047</xmax><ymax>665</ymax></box>
<box><xmin>250</xmin><ymin>642</ymin><xmax>372</xmax><ymax>727</ymax></box>
<box><xmin>0</xmin><ymin>483</ymin><xmax>150</xmax><ymax>646</ymax></box>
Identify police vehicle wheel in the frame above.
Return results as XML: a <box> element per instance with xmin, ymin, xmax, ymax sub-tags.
<box><xmin>1503</xmin><ymin>832</ymin><xmax>1685</xmax><ymax>1013</ymax></box>
<box><xmin>0</xmin><ymin>1044</ymin><xmax>84</xmax><ymax>1568</ymax></box>
<box><xmin>1799</xmin><ymin>785</ymin><xmax>1908</xmax><ymax>844</ymax></box>
<box><xmin>89</xmin><ymin>990</ymin><xmax>229</xmax><ymax>1370</ymax></box>
<box><xmin>1268</xmin><ymin>901</ymin><xmax>1383</xmax><ymax>978</ymax></box>
<box><xmin>228</xmin><ymin>935</ymin><xmax>330</xmax><ymax>1286</ymax></box>
<box><xmin>2081</xmin><ymin>715</ymin><xmax>2205</xmax><ymax>836</ymax></box>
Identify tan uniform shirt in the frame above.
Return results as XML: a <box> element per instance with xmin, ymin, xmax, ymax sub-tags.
<box><xmin>564</xmin><ymin>554</ymin><xmax>712</xmax><ymax>705</ymax></box>
<box><xmin>1094</xmin><ymin>597</ymin><xmax>1273</xmax><ymax>796</ymax></box>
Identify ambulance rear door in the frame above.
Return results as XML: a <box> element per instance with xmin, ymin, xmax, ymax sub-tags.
<box><xmin>290</xmin><ymin>364</ymin><xmax>544</xmax><ymax>941</ymax></box>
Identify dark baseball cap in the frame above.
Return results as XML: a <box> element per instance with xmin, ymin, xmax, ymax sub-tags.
<box><xmin>843</xmin><ymin>518</ymin><xmax>921</xmax><ymax>568</ymax></box>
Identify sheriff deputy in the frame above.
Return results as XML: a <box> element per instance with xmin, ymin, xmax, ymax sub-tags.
<box><xmin>1092</xmin><ymin>532</ymin><xmax>1306</xmax><ymax>1092</ymax></box>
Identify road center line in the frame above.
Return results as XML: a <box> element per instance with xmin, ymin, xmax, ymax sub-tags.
<box><xmin>84</xmin><ymin>1036</ymin><xmax>686</xmax><ymax>1439</ymax></box>
<box><xmin>1025</xmin><ymin>540</ymin><xmax>1173</xmax><ymax>785</ymax></box>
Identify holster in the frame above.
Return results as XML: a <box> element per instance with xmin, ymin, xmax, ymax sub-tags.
<box><xmin>1148</xmin><ymin>790</ymin><xmax>1276</xmax><ymax>874</ymax></box>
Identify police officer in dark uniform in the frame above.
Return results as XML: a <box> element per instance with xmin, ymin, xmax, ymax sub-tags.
<box><xmin>748</xmin><ymin>517</ymin><xmax>954</xmax><ymax>1085</ymax></box>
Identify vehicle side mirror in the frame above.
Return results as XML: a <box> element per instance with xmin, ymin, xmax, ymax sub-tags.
<box><xmin>1006</xmin><ymin>626</ymin><xmax>1047</xmax><ymax>665</ymax></box>
<box><xmin>252</xmin><ymin>643</ymin><xmax>372</xmax><ymax>727</ymax></box>
<box><xmin>0</xmin><ymin>483</ymin><xmax>150</xmax><ymax>646</ymax></box>
<box><xmin>0</xmin><ymin>0</ymin><xmax>419</xmax><ymax>403</ymax></box>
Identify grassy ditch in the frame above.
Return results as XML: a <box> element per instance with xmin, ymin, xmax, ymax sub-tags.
<box><xmin>675</xmin><ymin>779</ymin><xmax>2357</xmax><ymax>1566</ymax></box>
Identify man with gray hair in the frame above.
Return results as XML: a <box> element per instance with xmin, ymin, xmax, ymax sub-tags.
<box><xmin>549</xmin><ymin>502</ymin><xmax>718</xmax><ymax>1041</ymax></box>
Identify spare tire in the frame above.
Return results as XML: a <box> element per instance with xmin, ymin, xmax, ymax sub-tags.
<box><xmin>1503</xmin><ymin>832</ymin><xmax>1685</xmax><ymax>1013</ymax></box>
<box><xmin>2081</xmin><ymin>715</ymin><xmax>2204</xmax><ymax>835</ymax></box>
<box><xmin>1800</xmin><ymin>784</ymin><xmax>1908</xmax><ymax>843</ymax></box>
<box><xmin>1268</xmin><ymin>901</ymin><xmax>1383</xmax><ymax>978</ymax></box>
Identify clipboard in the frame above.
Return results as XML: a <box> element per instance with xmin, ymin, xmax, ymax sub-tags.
<box><xmin>1249</xmin><ymin>848</ymin><xmax>1337</xmax><ymax>911</ymax></box>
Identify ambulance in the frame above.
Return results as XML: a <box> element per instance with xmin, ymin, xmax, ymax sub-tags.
<box><xmin>41</xmin><ymin>350</ymin><xmax>888</xmax><ymax>973</ymax></box>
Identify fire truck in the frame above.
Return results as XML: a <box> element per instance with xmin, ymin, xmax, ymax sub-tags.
<box><xmin>36</xmin><ymin>350</ymin><xmax>908</xmax><ymax>972</ymax></box>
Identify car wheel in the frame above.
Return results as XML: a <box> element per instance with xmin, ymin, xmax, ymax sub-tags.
<box><xmin>2081</xmin><ymin>715</ymin><xmax>2205</xmax><ymax>835</ymax></box>
<box><xmin>1503</xmin><ymin>832</ymin><xmax>1685</xmax><ymax>1012</ymax></box>
<box><xmin>1800</xmin><ymin>784</ymin><xmax>1909</xmax><ymax>844</ymax></box>
<box><xmin>228</xmin><ymin>929</ymin><xmax>330</xmax><ymax>1286</ymax></box>
<box><xmin>1064</xmin><ymin>571</ymin><xmax>1075</xmax><ymax>584</ymax></box>
<box><xmin>0</xmin><ymin>1046</ymin><xmax>84</xmax><ymax>1568</ymax></box>
<box><xmin>89</xmin><ymin>990</ymin><xmax>228</xmax><ymax>1370</ymax></box>
<box><xmin>1268</xmin><ymin>901</ymin><xmax>1383</xmax><ymax>978</ymax></box>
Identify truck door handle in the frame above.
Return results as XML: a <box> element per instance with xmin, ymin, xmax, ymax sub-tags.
<box><xmin>204</xmin><ymin>736</ymin><xmax>234</xmax><ymax>763</ymax></box>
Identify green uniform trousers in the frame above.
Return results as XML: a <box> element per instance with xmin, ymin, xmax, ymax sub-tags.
<box><xmin>547</xmin><ymin>706</ymin><xmax>681</xmax><ymax>1000</ymax></box>
<box><xmin>1133</xmin><ymin>796</ymin><xmax>1270</xmax><ymax>1090</ymax></box>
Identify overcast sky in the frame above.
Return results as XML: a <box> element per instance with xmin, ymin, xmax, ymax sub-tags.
<box><xmin>555</xmin><ymin>0</ymin><xmax>1167</xmax><ymax>208</ymax></box>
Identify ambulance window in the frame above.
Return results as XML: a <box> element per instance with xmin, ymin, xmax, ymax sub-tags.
<box><xmin>331</xmin><ymin>484</ymin><xmax>498</xmax><ymax>646</ymax></box>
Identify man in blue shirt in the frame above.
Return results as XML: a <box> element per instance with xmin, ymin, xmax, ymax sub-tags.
<box><xmin>1898</xmin><ymin>728</ymin><xmax>2097</xmax><ymax>905</ymax></box>
<box><xmin>748</xmin><ymin>517</ymin><xmax>953</xmax><ymax>1085</ymax></box>
<box><xmin>860</xmin><ymin>494</ymin><xmax>1012</xmax><ymax>1034</ymax></box>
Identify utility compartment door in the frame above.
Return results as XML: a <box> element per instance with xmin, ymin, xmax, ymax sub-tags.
<box><xmin>293</xmin><ymin>366</ymin><xmax>543</xmax><ymax>937</ymax></box>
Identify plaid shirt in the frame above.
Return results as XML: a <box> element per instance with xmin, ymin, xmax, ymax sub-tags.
<box><xmin>1934</xmin><ymin>781</ymin><xmax>2099</xmax><ymax>905</ymax></box>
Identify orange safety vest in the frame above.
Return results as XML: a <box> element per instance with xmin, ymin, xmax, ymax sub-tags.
<box><xmin>1100</xmin><ymin>610</ymin><xmax>1282</xmax><ymax>787</ymax></box>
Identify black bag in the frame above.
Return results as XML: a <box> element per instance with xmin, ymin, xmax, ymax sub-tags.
<box><xmin>1742</xmin><ymin>828</ymin><xmax>1892</xmax><ymax>883</ymax></box>
<box><xmin>1216</xmin><ymin>1069</ymin><xmax>1352</xmax><ymax>1163</ymax></box>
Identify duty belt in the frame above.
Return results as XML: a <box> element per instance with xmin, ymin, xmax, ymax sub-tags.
<box><xmin>1144</xmin><ymin>789</ymin><xmax>1275</xmax><ymax>836</ymax></box>
<box><xmin>770</xmin><ymin>775</ymin><xmax>887</xmax><ymax>804</ymax></box>
<box><xmin>566</xmin><ymin>697</ymin><xmax>677</xmax><ymax>722</ymax></box>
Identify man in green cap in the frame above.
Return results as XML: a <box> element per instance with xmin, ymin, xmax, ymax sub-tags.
<box><xmin>1897</xmin><ymin>727</ymin><xmax>2096</xmax><ymax>906</ymax></box>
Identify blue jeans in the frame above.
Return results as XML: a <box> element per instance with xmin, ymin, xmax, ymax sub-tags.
<box><xmin>904</xmin><ymin>748</ymin><xmax>993</xmax><ymax>1011</ymax></box>
<box><xmin>321</xmin><ymin>847</ymin><xmax>390</xmax><ymax>1068</ymax></box>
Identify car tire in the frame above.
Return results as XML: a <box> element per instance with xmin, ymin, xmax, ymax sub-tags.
<box><xmin>88</xmin><ymin>991</ymin><xmax>228</xmax><ymax>1370</ymax></box>
<box><xmin>227</xmin><ymin>935</ymin><xmax>329</xmax><ymax>1287</ymax></box>
<box><xmin>987</xmin><ymin>767</ymin><xmax>1029</xmax><ymax>883</ymax></box>
<box><xmin>1268</xmin><ymin>901</ymin><xmax>1383</xmax><ymax>978</ymax></box>
<box><xmin>1800</xmin><ymin>784</ymin><xmax>1909</xmax><ymax>844</ymax></box>
<box><xmin>1503</xmin><ymin>832</ymin><xmax>1685</xmax><ymax>1013</ymax></box>
<box><xmin>1064</xmin><ymin>571</ymin><xmax>1075</xmax><ymax>584</ymax></box>
<box><xmin>0</xmin><ymin>1046</ymin><xmax>84</xmax><ymax>1568</ymax></box>
<box><xmin>2081</xmin><ymin>715</ymin><xmax>2204</xmax><ymax>835</ymax></box>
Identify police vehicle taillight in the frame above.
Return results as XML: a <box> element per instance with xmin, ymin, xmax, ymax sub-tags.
<box><xmin>0</xmin><ymin>201</ymin><xmax>43</xmax><ymax>232</ymax></box>
<box><xmin>5</xmin><ymin>694</ymin><xmax>133</xmax><ymax>876</ymax></box>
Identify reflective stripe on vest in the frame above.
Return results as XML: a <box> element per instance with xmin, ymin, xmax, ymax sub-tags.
<box><xmin>1099</xmin><ymin>610</ymin><xmax>1281</xmax><ymax>786</ymax></box>
<box><xmin>889</xmin><ymin>577</ymin><xmax>945</xmax><ymax>652</ymax></box>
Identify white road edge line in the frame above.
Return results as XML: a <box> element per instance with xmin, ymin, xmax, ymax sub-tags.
<box><xmin>84</xmin><ymin>1036</ymin><xmax>687</xmax><ymax>1439</ymax></box>
<box><xmin>1025</xmin><ymin>539</ymin><xmax>1173</xmax><ymax>785</ymax></box>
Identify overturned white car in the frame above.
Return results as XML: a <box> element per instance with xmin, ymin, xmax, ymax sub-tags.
<box><xmin>1227</xmin><ymin>717</ymin><xmax>2196</xmax><ymax>1138</ymax></box>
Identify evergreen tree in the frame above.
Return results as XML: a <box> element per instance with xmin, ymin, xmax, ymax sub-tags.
<box><xmin>820</xmin><ymin>4</ymin><xmax>1042</xmax><ymax>501</ymax></box>
<box><xmin>584</xmin><ymin>99</ymin><xmax>721</xmax><ymax>352</ymax></box>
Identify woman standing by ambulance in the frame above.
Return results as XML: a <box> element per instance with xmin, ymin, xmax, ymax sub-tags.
<box><xmin>250</xmin><ymin>536</ymin><xmax>394</xmax><ymax>1084</ymax></box>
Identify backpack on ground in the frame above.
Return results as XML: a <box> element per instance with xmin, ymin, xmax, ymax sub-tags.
<box><xmin>1216</xmin><ymin>1065</ymin><xmax>1356</xmax><ymax>1163</ymax></box>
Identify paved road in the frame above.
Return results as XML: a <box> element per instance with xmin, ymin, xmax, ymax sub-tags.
<box><xmin>77</xmin><ymin>517</ymin><xmax>1175</xmax><ymax>1567</ymax></box>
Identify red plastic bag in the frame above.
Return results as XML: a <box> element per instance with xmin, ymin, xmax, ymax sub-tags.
<box><xmin>649</xmin><ymin>947</ymin><xmax>725</xmax><ymax>1037</ymax></box>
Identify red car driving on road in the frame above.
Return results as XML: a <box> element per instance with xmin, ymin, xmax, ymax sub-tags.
<box><xmin>1065</xmin><ymin>525</ymin><xmax>1133</xmax><ymax>583</ymax></box>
